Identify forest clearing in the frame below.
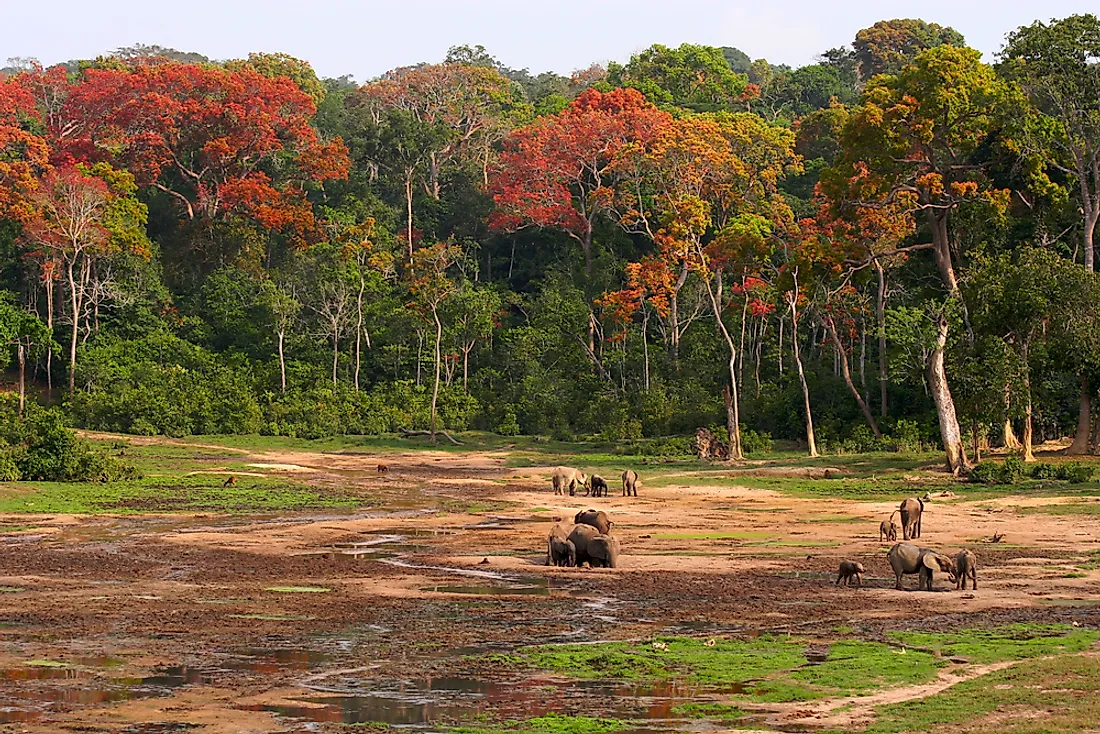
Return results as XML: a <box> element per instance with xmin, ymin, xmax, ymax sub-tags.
<box><xmin>0</xmin><ymin>433</ymin><xmax>1098</xmax><ymax>733</ymax></box>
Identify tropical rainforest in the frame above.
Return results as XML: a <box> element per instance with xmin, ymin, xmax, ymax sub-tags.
<box><xmin>2</xmin><ymin>16</ymin><xmax>1100</xmax><ymax>476</ymax></box>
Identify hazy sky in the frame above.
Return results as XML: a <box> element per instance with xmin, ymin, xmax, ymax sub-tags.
<box><xmin>4</xmin><ymin>0</ymin><xmax>1090</xmax><ymax>81</ymax></box>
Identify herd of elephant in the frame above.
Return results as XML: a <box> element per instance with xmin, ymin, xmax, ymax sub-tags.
<box><xmin>541</xmin><ymin>467</ymin><xmax>979</xmax><ymax>592</ymax></box>
<box><xmin>842</xmin><ymin>496</ymin><xmax>979</xmax><ymax>592</ymax></box>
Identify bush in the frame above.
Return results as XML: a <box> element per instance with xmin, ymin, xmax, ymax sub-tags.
<box><xmin>1029</xmin><ymin>462</ymin><xmax>1059</xmax><ymax>480</ymax></box>
<box><xmin>1058</xmin><ymin>462</ymin><xmax>1094</xmax><ymax>484</ymax></box>
<box><xmin>968</xmin><ymin>462</ymin><xmax>1000</xmax><ymax>484</ymax></box>
<box><xmin>741</xmin><ymin>428</ymin><xmax>774</xmax><ymax>455</ymax></box>
<box><xmin>999</xmin><ymin>454</ymin><xmax>1026</xmax><ymax>484</ymax></box>
<box><xmin>0</xmin><ymin>401</ymin><xmax>140</xmax><ymax>482</ymax></box>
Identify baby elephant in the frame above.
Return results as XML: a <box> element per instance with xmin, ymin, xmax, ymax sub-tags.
<box><xmin>574</xmin><ymin>509</ymin><xmax>612</xmax><ymax>534</ymax></box>
<box><xmin>621</xmin><ymin>469</ymin><xmax>639</xmax><ymax>497</ymax></box>
<box><xmin>548</xmin><ymin>536</ymin><xmax>576</xmax><ymax>567</ymax></box>
<box><xmin>954</xmin><ymin>549</ymin><xmax>977</xmax><ymax>590</ymax></box>
<box><xmin>888</xmin><ymin>542</ymin><xmax>956</xmax><ymax>591</ymax></box>
<box><xmin>879</xmin><ymin>518</ymin><xmax>898</xmax><ymax>542</ymax></box>
<box><xmin>587</xmin><ymin>475</ymin><xmax>610</xmax><ymax>497</ymax></box>
<box><xmin>836</xmin><ymin>560</ymin><xmax>865</xmax><ymax>586</ymax></box>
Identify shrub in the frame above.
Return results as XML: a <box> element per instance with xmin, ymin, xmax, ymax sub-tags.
<box><xmin>741</xmin><ymin>428</ymin><xmax>774</xmax><ymax>455</ymax></box>
<box><xmin>999</xmin><ymin>454</ymin><xmax>1026</xmax><ymax>484</ymax></box>
<box><xmin>969</xmin><ymin>462</ymin><xmax>1000</xmax><ymax>485</ymax></box>
<box><xmin>1030</xmin><ymin>462</ymin><xmax>1059</xmax><ymax>480</ymax></box>
<box><xmin>0</xmin><ymin>401</ymin><xmax>140</xmax><ymax>482</ymax></box>
<box><xmin>1058</xmin><ymin>462</ymin><xmax>1094</xmax><ymax>484</ymax></box>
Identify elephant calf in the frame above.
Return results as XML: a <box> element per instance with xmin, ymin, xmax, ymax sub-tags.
<box><xmin>879</xmin><ymin>518</ymin><xmax>898</xmax><ymax>542</ymax></box>
<box><xmin>548</xmin><ymin>536</ymin><xmax>576</xmax><ymax>567</ymax></box>
<box><xmin>588</xmin><ymin>475</ymin><xmax>610</xmax><ymax>497</ymax></box>
<box><xmin>551</xmin><ymin>467</ymin><xmax>587</xmax><ymax>496</ymax></box>
<box><xmin>568</xmin><ymin>524</ymin><xmax>620</xmax><ymax>568</ymax></box>
<box><xmin>887</xmin><ymin>542</ymin><xmax>956</xmax><ymax>591</ymax></box>
<box><xmin>574</xmin><ymin>509</ymin><xmax>612</xmax><ymax>534</ymax></box>
<box><xmin>955</xmin><ymin>549</ymin><xmax>977</xmax><ymax>590</ymax></box>
<box><xmin>621</xmin><ymin>469</ymin><xmax>639</xmax><ymax>497</ymax></box>
<box><xmin>836</xmin><ymin>560</ymin><xmax>865</xmax><ymax>586</ymax></box>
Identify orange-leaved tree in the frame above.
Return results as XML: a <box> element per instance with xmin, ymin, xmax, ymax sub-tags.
<box><xmin>612</xmin><ymin>112</ymin><xmax>800</xmax><ymax>459</ymax></box>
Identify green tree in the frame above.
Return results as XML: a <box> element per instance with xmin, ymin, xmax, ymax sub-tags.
<box><xmin>0</xmin><ymin>293</ymin><xmax>54</xmax><ymax>415</ymax></box>
<box><xmin>607</xmin><ymin>43</ymin><xmax>749</xmax><ymax>111</ymax></box>
<box><xmin>823</xmin><ymin>45</ymin><xmax>1013</xmax><ymax>474</ymax></box>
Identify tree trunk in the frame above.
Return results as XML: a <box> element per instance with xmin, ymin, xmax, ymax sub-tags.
<box><xmin>1067</xmin><ymin>376</ymin><xmax>1092</xmax><ymax>455</ymax></box>
<box><xmin>972</xmin><ymin>425</ymin><xmax>982</xmax><ymax>463</ymax></box>
<box><xmin>429</xmin><ymin>303</ymin><xmax>443</xmax><ymax>441</ymax></box>
<box><xmin>875</xmin><ymin>260</ymin><xmax>888</xmax><ymax>418</ymax></box>
<box><xmin>737</xmin><ymin>285</ymin><xmax>748</xmax><ymax>390</ymax></box>
<box><xmin>354</xmin><ymin>276</ymin><xmax>365</xmax><ymax>391</ymax></box>
<box><xmin>277</xmin><ymin>329</ymin><xmax>287</xmax><ymax>393</ymax></box>
<box><xmin>859</xmin><ymin>318</ymin><xmax>868</xmax><ymax>405</ymax></box>
<box><xmin>66</xmin><ymin>259</ymin><xmax>80</xmax><ymax>395</ymax></box>
<box><xmin>405</xmin><ymin>171</ymin><xmax>415</xmax><ymax>258</ymax></box>
<box><xmin>927</xmin><ymin>312</ymin><xmax>969</xmax><ymax>475</ymax></box>
<box><xmin>927</xmin><ymin>211</ymin><xmax>969</xmax><ymax>473</ymax></box>
<box><xmin>17</xmin><ymin>343</ymin><xmax>26</xmax><ymax>417</ymax></box>
<box><xmin>789</xmin><ymin>292</ymin><xmax>818</xmax><ymax>458</ymax></box>
<box><xmin>1021</xmin><ymin>338</ymin><xmax>1035</xmax><ymax>462</ymax></box>
<box><xmin>45</xmin><ymin>275</ymin><xmax>54</xmax><ymax>392</ymax></box>
<box><xmin>697</xmin><ymin>259</ymin><xmax>742</xmax><ymax>460</ymax></box>
<box><xmin>462</xmin><ymin>344</ymin><xmax>471</xmax><ymax>390</ymax></box>
<box><xmin>1002</xmin><ymin>381</ymin><xmax>1021</xmax><ymax>449</ymax></box>
<box><xmin>331</xmin><ymin>330</ymin><xmax>339</xmax><ymax>386</ymax></box>
<box><xmin>669</xmin><ymin>262</ymin><xmax>689</xmax><ymax>367</ymax></box>
<box><xmin>641</xmin><ymin>307</ymin><xmax>651</xmax><ymax>391</ymax></box>
<box><xmin>826</xmin><ymin>316</ymin><xmax>881</xmax><ymax>438</ymax></box>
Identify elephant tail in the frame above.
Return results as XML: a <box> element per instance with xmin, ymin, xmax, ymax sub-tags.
<box><xmin>889</xmin><ymin>510</ymin><xmax>898</xmax><ymax>522</ymax></box>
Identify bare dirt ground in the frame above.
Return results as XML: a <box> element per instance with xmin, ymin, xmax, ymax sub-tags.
<box><xmin>0</xmin><ymin>438</ymin><xmax>1098</xmax><ymax>732</ymax></box>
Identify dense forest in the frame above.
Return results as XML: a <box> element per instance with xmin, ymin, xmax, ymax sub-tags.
<box><xmin>2</xmin><ymin>17</ymin><xmax>1100</xmax><ymax>476</ymax></box>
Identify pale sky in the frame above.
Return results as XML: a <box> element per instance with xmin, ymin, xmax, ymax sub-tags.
<box><xmin>3</xmin><ymin>0</ymin><xmax>1091</xmax><ymax>81</ymax></box>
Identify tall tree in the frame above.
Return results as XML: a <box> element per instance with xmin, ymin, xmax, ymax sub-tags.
<box><xmin>1001</xmin><ymin>14</ymin><xmax>1100</xmax><ymax>271</ymax></box>
<box><xmin>490</xmin><ymin>88</ymin><xmax>671</xmax><ymax>275</ymax></box>
<box><xmin>21</xmin><ymin>164</ymin><xmax>150</xmax><ymax>393</ymax></box>
<box><xmin>823</xmin><ymin>45</ymin><xmax>1012</xmax><ymax>474</ymax></box>
<box><xmin>409</xmin><ymin>242</ymin><xmax>461</xmax><ymax>441</ymax></box>
<box><xmin>607</xmin><ymin>43</ymin><xmax>751</xmax><ymax>111</ymax></box>
<box><xmin>0</xmin><ymin>78</ymin><xmax>49</xmax><ymax>221</ymax></box>
<box><xmin>853</xmin><ymin>19</ymin><xmax>965</xmax><ymax>81</ymax></box>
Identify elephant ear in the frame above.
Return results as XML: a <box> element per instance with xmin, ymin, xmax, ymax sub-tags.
<box><xmin>921</xmin><ymin>553</ymin><xmax>942</xmax><ymax>572</ymax></box>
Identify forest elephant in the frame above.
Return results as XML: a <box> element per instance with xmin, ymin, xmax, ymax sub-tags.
<box><xmin>899</xmin><ymin>497</ymin><xmax>925</xmax><ymax>540</ymax></box>
<box><xmin>574</xmin><ymin>509</ymin><xmax>612</xmax><ymax>534</ymax></box>
<box><xmin>621</xmin><ymin>470</ymin><xmax>639</xmax><ymax>497</ymax></box>
<box><xmin>567</xmin><ymin>524</ymin><xmax>620</xmax><ymax>568</ymax></box>
<box><xmin>955</xmin><ymin>549</ymin><xmax>977</xmax><ymax>590</ymax></box>
<box><xmin>887</xmin><ymin>542</ymin><xmax>956</xmax><ymax>591</ymax></box>
<box><xmin>548</xmin><ymin>536</ymin><xmax>576</xmax><ymax>567</ymax></box>
<box><xmin>879</xmin><ymin>515</ymin><xmax>898</xmax><ymax>542</ymax></box>
<box><xmin>836</xmin><ymin>560</ymin><xmax>865</xmax><ymax>586</ymax></box>
<box><xmin>587</xmin><ymin>474</ymin><xmax>610</xmax><ymax>497</ymax></box>
<box><xmin>546</xmin><ymin>522</ymin><xmax>571</xmax><ymax>565</ymax></box>
<box><xmin>551</xmin><ymin>467</ymin><xmax>588</xmax><ymax>496</ymax></box>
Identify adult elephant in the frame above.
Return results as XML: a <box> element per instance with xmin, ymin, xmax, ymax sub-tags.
<box><xmin>574</xmin><ymin>509</ymin><xmax>612</xmax><ymax>534</ymax></box>
<box><xmin>567</xmin><ymin>524</ymin><xmax>620</xmax><ymax>568</ymax></box>
<box><xmin>899</xmin><ymin>497</ymin><xmax>925</xmax><ymax>540</ymax></box>
<box><xmin>551</xmin><ymin>467</ymin><xmax>587</xmax><ymax>496</ymax></box>
<box><xmin>887</xmin><ymin>542</ymin><xmax>956</xmax><ymax>591</ymax></box>
<box><xmin>621</xmin><ymin>470</ymin><xmax>639</xmax><ymax>497</ymax></box>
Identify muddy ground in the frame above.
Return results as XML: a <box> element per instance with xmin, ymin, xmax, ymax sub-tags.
<box><xmin>0</xmin><ymin>438</ymin><xmax>1098</xmax><ymax>733</ymax></box>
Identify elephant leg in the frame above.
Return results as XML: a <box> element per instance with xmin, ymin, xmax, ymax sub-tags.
<box><xmin>895</xmin><ymin>572</ymin><xmax>903</xmax><ymax>591</ymax></box>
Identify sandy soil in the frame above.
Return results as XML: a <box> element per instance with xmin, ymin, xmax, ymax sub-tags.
<box><xmin>0</xmin><ymin>439</ymin><xmax>1098</xmax><ymax>732</ymax></box>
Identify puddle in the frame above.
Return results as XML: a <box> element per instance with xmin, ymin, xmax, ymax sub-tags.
<box><xmin>248</xmin><ymin>675</ymin><xmax>742</xmax><ymax>727</ymax></box>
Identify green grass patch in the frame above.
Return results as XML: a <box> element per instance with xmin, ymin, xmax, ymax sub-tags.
<box><xmin>449</xmin><ymin>714</ymin><xmax>628</xmax><ymax>734</ymax></box>
<box><xmin>750</xmin><ymin>642</ymin><xmax>941</xmax><ymax>703</ymax></box>
<box><xmin>263</xmin><ymin>586</ymin><xmax>331</xmax><ymax>593</ymax></box>
<box><xmin>1019</xmin><ymin>501</ymin><xmax>1100</xmax><ymax>516</ymax></box>
<box><xmin>0</xmin><ymin>474</ymin><xmax>359</xmax><ymax>514</ymax></box>
<box><xmin>888</xmin><ymin>623</ymin><xmax>1100</xmax><ymax>664</ymax></box>
<box><xmin>863</xmin><ymin>653</ymin><xmax>1100</xmax><ymax>733</ymax></box>
<box><xmin>496</xmin><ymin>636</ymin><xmax>806</xmax><ymax>685</ymax></box>
<box><xmin>25</xmin><ymin>659</ymin><xmax>68</xmax><ymax>667</ymax></box>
